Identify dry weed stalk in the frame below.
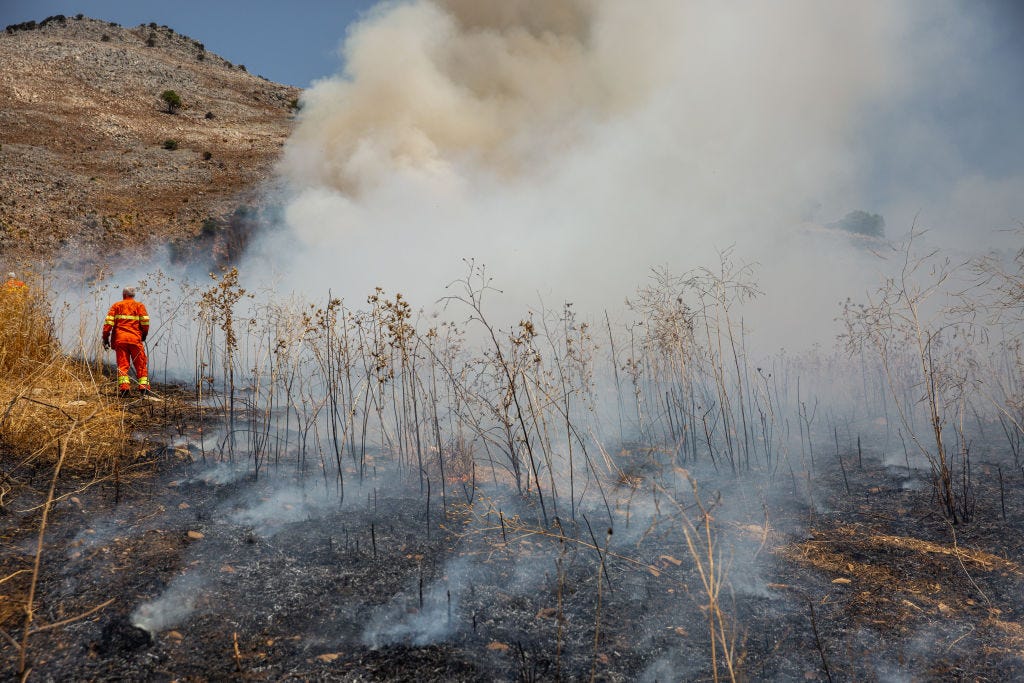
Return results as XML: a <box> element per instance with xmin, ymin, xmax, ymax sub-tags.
<box><xmin>196</xmin><ymin>267</ymin><xmax>251</xmax><ymax>459</ymax></box>
<box><xmin>442</xmin><ymin>263</ymin><xmax>551</xmax><ymax>521</ymax></box>
<box><xmin>16</xmin><ymin>416</ymin><xmax>73</xmax><ymax>678</ymax></box>
<box><xmin>628</xmin><ymin>251</ymin><xmax>761</xmax><ymax>473</ymax></box>
<box><xmin>842</xmin><ymin>227</ymin><xmax>979</xmax><ymax>522</ymax></box>
<box><xmin>969</xmin><ymin>232</ymin><xmax>1024</xmax><ymax>457</ymax></box>
<box><xmin>662</xmin><ymin>470</ymin><xmax>740</xmax><ymax>682</ymax></box>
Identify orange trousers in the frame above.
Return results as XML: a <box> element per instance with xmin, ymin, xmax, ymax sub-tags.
<box><xmin>114</xmin><ymin>341</ymin><xmax>149</xmax><ymax>390</ymax></box>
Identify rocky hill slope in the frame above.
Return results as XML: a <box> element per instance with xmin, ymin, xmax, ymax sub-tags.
<box><xmin>0</xmin><ymin>14</ymin><xmax>300</xmax><ymax>271</ymax></box>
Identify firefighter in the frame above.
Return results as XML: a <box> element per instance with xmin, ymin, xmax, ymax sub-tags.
<box><xmin>3</xmin><ymin>272</ymin><xmax>26</xmax><ymax>290</ymax></box>
<box><xmin>102</xmin><ymin>286</ymin><xmax>150</xmax><ymax>397</ymax></box>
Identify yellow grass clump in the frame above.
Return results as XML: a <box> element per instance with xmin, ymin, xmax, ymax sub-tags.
<box><xmin>0</xmin><ymin>281</ymin><xmax>136</xmax><ymax>473</ymax></box>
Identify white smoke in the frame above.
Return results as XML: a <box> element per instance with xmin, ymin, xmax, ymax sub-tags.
<box><xmin>131</xmin><ymin>573</ymin><xmax>205</xmax><ymax>635</ymax></box>
<box><xmin>243</xmin><ymin>0</ymin><xmax>1024</xmax><ymax>350</ymax></box>
<box><xmin>361</xmin><ymin>562</ymin><xmax>462</xmax><ymax>648</ymax></box>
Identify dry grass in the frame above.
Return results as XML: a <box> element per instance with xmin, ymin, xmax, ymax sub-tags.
<box><xmin>777</xmin><ymin>524</ymin><xmax>1020</xmax><ymax>630</ymax></box>
<box><xmin>0</xmin><ymin>284</ymin><xmax>135</xmax><ymax>473</ymax></box>
<box><xmin>0</xmin><ymin>284</ymin><xmax>147</xmax><ymax>668</ymax></box>
<box><xmin>865</xmin><ymin>532</ymin><xmax>1021</xmax><ymax>574</ymax></box>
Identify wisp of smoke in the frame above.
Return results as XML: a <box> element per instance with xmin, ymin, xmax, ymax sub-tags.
<box><xmin>362</xmin><ymin>557</ymin><xmax>467</xmax><ymax>648</ymax></box>
<box><xmin>131</xmin><ymin>573</ymin><xmax>205</xmax><ymax>635</ymax></box>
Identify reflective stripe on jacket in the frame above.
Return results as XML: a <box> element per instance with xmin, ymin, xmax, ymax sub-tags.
<box><xmin>103</xmin><ymin>299</ymin><xmax>149</xmax><ymax>344</ymax></box>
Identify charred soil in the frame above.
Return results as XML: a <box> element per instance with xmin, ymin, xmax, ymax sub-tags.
<box><xmin>2</xmin><ymin>427</ymin><xmax>1023</xmax><ymax>681</ymax></box>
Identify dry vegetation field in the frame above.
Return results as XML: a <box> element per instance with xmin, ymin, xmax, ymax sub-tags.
<box><xmin>1</xmin><ymin>233</ymin><xmax>1024</xmax><ymax>681</ymax></box>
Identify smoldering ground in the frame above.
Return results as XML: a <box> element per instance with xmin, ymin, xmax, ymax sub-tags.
<box><xmin>114</xmin><ymin>443</ymin><xmax>790</xmax><ymax>676</ymax></box>
<box><xmin>16</xmin><ymin>370</ymin><xmax>1019</xmax><ymax>681</ymax></box>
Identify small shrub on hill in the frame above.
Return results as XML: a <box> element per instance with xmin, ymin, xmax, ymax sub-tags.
<box><xmin>828</xmin><ymin>210</ymin><xmax>886</xmax><ymax>238</ymax></box>
<box><xmin>162</xmin><ymin>139</ymin><xmax>179</xmax><ymax>150</ymax></box>
<box><xmin>160</xmin><ymin>89</ymin><xmax>182</xmax><ymax>114</ymax></box>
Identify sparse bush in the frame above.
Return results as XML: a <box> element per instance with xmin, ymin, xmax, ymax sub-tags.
<box><xmin>148</xmin><ymin>22</ymin><xmax>157</xmax><ymax>29</ymax></box>
<box><xmin>238</xmin><ymin>64</ymin><xmax>246</xmax><ymax>72</ymax></box>
<box><xmin>828</xmin><ymin>209</ymin><xmax>886</xmax><ymax>238</ymax></box>
<box><xmin>146</xmin><ymin>34</ymin><xmax>156</xmax><ymax>47</ymax></box>
<box><xmin>200</xmin><ymin>217</ymin><xmax>220</xmax><ymax>239</ymax></box>
<box><xmin>197</xmin><ymin>53</ymin><xmax>205</xmax><ymax>61</ymax></box>
<box><xmin>205</xmin><ymin>111</ymin><xmax>215</xmax><ymax>119</ymax></box>
<box><xmin>202</xmin><ymin>151</ymin><xmax>213</xmax><ymax>161</ymax></box>
<box><xmin>162</xmin><ymin>139</ymin><xmax>179</xmax><ymax>151</ymax></box>
<box><xmin>288</xmin><ymin>97</ymin><xmax>301</xmax><ymax>112</ymax></box>
<box><xmin>160</xmin><ymin>89</ymin><xmax>182</xmax><ymax>114</ymax></box>
<box><xmin>39</xmin><ymin>15</ymin><xmax>67</xmax><ymax>28</ymax></box>
<box><xmin>5</xmin><ymin>21</ymin><xmax>38</xmax><ymax>33</ymax></box>
<box><xmin>100</xmin><ymin>33</ymin><xmax>111</xmax><ymax>42</ymax></box>
<box><xmin>75</xmin><ymin>13</ymin><xmax>83</xmax><ymax>20</ymax></box>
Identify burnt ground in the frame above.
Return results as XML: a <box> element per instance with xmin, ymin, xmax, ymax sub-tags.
<box><xmin>2</xmin><ymin>418</ymin><xmax>1024</xmax><ymax>681</ymax></box>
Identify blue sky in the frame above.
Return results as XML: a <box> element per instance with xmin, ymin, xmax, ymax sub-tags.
<box><xmin>0</xmin><ymin>0</ymin><xmax>380</xmax><ymax>87</ymax></box>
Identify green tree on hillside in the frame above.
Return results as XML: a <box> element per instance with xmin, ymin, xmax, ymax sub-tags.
<box><xmin>160</xmin><ymin>89</ymin><xmax>182</xmax><ymax>114</ymax></box>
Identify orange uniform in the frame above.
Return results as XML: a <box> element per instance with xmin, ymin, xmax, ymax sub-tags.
<box><xmin>3</xmin><ymin>277</ymin><xmax>26</xmax><ymax>290</ymax></box>
<box><xmin>103</xmin><ymin>298</ymin><xmax>150</xmax><ymax>392</ymax></box>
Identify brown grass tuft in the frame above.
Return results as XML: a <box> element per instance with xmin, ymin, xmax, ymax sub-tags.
<box><xmin>0</xmin><ymin>283</ymin><xmax>136</xmax><ymax>473</ymax></box>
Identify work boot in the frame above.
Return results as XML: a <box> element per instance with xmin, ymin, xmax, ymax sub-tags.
<box><xmin>118</xmin><ymin>390</ymin><xmax>131</xmax><ymax>399</ymax></box>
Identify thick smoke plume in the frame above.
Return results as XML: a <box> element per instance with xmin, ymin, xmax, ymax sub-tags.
<box><xmin>256</xmin><ymin>0</ymin><xmax>1024</xmax><ymax>349</ymax></box>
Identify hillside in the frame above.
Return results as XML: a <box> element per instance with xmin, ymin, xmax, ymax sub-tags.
<box><xmin>0</xmin><ymin>14</ymin><xmax>299</xmax><ymax>270</ymax></box>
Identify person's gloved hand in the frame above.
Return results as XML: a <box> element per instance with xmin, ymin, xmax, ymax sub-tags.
<box><xmin>102</xmin><ymin>339</ymin><xmax>110</xmax><ymax>350</ymax></box>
